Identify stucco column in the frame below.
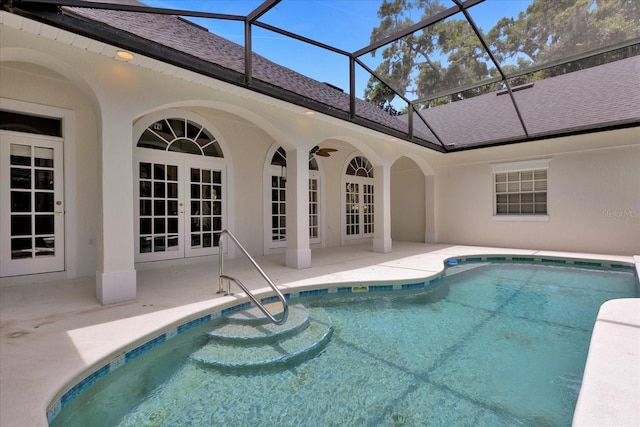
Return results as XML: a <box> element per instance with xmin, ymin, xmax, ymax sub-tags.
<box><xmin>96</xmin><ymin>106</ymin><xmax>136</xmax><ymax>304</ymax></box>
<box><xmin>425</xmin><ymin>175</ymin><xmax>438</xmax><ymax>243</ymax></box>
<box><xmin>285</xmin><ymin>148</ymin><xmax>311</xmax><ymax>269</ymax></box>
<box><xmin>373</xmin><ymin>164</ymin><xmax>392</xmax><ymax>253</ymax></box>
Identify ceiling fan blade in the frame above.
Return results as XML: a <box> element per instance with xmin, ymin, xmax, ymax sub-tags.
<box><xmin>318</xmin><ymin>148</ymin><xmax>338</xmax><ymax>153</ymax></box>
<box><xmin>315</xmin><ymin>151</ymin><xmax>331</xmax><ymax>157</ymax></box>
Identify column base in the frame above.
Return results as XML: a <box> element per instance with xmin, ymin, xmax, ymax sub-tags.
<box><xmin>286</xmin><ymin>248</ymin><xmax>311</xmax><ymax>269</ymax></box>
<box><xmin>96</xmin><ymin>269</ymin><xmax>137</xmax><ymax>305</ymax></box>
<box><xmin>426</xmin><ymin>231</ymin><xmax>438</xmax><ymax>244</ymax></box>
<box><xmin>373</xmin><ymin>238</ymin><xmax>392</xmax><ymax>254</ymax></box>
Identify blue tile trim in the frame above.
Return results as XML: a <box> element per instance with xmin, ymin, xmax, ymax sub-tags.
<box><xmin>511</xmin><ymin>257</ymin><xmax>535</xmax><ymax>262</ymax></box>
<box><xmin>221</xmin><ymin>302</ymin><xmax>252</xmax><ymax>316</ymax></box>
<box><xmin>260</xmin><ymin>295</ymin><xmax>280</xmax><ymax>304</ymax></box>
<box><xmin>574</xmin><ymin>261</ymin><xmax>602</xmax><ymax>267</ymax></box>
<box><xmin>402</xmin><ymin>282</ymin><xmax>425</xmax><ymax>290</ymax></box>
<box><xmin>611</xmin><ymin>264</ymin><xmax>634</xmax><ymax>270</ymax></box>
<box><xmin>369</xmin><ymin>285</ymin><xmax>393</xmax><ymax>291</ymax></box>
<box><xmin>299</xmin><ymin>289</ymin><xmax>329</xmax><ymax>297</ymax></box>
<box><xmin>176</xmin><ymin>315</ymin><xmax>212</xmax><ymax>334</ymax></box>
<box><xmin>337</xmin><ymin>287</ymin><xmax>352</xmax><ymax>293</ymax></box>
<box><xmin>541</xmin><ymin>258</ymin><xmax>567</xmax><ymax>264</ymax></box>
<box><xmin>125</xmin><ymin>334</ymin><xmax>167</xmax><ymax>362</ymax></box>
<box><xmin>487</xmin><ymin>256</ymin><xmax>506</xmax><ymax>261</ymax></box>
<box><xmin>465</xmin><ymin>257</ymin><xmax>482</xmax><ymax>262</ymax></box>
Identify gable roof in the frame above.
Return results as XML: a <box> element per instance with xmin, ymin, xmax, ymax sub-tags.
<box><xmin>6</xmin><ymin>0</ymin><xmax>639</xmax><ymax>152</ymax></box>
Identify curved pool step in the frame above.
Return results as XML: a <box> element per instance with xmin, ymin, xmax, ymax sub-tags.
<box><xmin>208</xmin><ymin>304</ymin><xmax>309</xmax><ymax>344</ymax></box>
<box><xmin>191</xmin><ymin>307</ymin><xmax>333</xmax><ymax>372</ymax></box>
<box><xmin>226</xmin><ymin>302</ymin><xmax>287</xmax><ymax>325</ymax></box>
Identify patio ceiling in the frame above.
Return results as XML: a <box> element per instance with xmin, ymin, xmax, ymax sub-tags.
<box><xmin>5</xmin><ymin>0</ymin><xmax>640</xmax><ymax>152</ymax></box>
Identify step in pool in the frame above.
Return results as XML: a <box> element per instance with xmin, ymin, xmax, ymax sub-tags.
<box><xmin>191</xmin><ymin>304</ymin><xmax>333</xmax><ymax>371</ymax></box>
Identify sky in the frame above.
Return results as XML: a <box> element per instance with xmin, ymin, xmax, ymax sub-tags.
<box><xmin>142</xmin><ymin>0</ymin><xmax>532</xmax><ymax>100</ymax></box>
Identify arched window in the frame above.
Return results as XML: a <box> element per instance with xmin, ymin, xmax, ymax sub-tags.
<box><xmin>345</xmin><ymin>155</ymin><xmax>374</xmax><ymax>239</ymax></box>
<box><xmin>138</xmin><ymin>118</ymin><xmax>223</xmax><ymax>157</ymax></box>
<box><xmin>346</xmin><ymin>155</ymin><xmax>373</xmax><ymax>178</ymax></box>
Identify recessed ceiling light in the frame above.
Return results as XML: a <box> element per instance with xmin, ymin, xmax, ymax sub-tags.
<box><xmin>305</xmin><ymin>111</ymin><xmax>315</xmax><ymax>116</ymax></box>
<box><xmin>116</xmin><ymin>50</ymin><xmax>134</xmax><ymax>61</ymax></box>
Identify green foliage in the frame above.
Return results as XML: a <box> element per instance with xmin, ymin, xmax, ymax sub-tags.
<box><xmin>364</xmin><ymin>0</ymin><xmax>640</xmax><ymax>112</ymax></box>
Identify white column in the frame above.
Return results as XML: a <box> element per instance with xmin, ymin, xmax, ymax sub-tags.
<box><xmin>425</xmin><ymin>175</ymin><xmax>438</xmax><ymax>243</ymax></box>
<box><xmin>96</xmin><ymin>106</ymin><xmax>137</xmax><ymax>304</ymax></box>
<box><xmin>373</xmin><ymin>164</ymin><xmax>392</xmax><ymax>253</ymax></box>
<box><xmin>285</xmin><ymin>148</ymin><xmax>311</xmax><ymax>269</ymax></box>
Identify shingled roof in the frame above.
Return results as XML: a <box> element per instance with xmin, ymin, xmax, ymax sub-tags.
<box><xmin>407</xmin><ymin>55</ymin><xmax>640</xmax><ymax>148</ymax></box>
<box><xmin>10</xmin><ymin>0</ymin><xmax>639</xmax><ymax>152</ymax></box>
<box><xmin>60</xmin><ymin>1</ymin><xmax>435</xmax><ymax>145</ymax></box>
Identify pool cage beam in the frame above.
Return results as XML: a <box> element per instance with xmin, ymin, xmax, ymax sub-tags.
<box><xmin>452</xmin><ymin>0</ymin><xmax>530</xmax><ymax>139</ymax></box>
<box><xmin>7</xmin><ymin>0</ymin><xmax>482</xmax><ymax>151</ymax></box>
<box><xmin>353</xmin><ymin>56</ymin><xmax>448</xmax><ymax>152</ymax></box>
<box><xmin>10</xmin><ymin>0</ymin><xmax>639</xmax><ymax>152</ymax></box>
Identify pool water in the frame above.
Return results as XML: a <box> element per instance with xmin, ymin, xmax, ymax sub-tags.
<box><xmin>51</xmin><ymin>263</ymin><xmax>638</xmax><ymax>426</ymax></box>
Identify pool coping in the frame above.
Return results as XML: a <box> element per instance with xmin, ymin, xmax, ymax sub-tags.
<box><xmin>44</xmin><ymin>252</ymin><xmax>639</xmax><ymax>426</ymax></box>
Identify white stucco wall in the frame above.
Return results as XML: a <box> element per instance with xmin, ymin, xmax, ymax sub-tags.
<box><xmin>391</xmin><ymin>156</ymin><xmax>426</xmax><ymax>242</ymax></box>
<box><xmin>0</xmin><ymin>63</ymin><xmax>100</xmax><ymax>277</ymax></box>
<box><xmin>434</xmin><ymin>129</ymin><xmax>640</xmax><ymax>255</ymax></box>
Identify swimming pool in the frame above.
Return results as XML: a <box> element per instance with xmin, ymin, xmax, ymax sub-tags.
<box><xmin>49</xmin><ymin>261</ymin><xmax>638</xmax><ymax>426</ymax></box>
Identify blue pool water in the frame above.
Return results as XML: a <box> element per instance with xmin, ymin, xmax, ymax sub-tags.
<box><xmin>51</xmin><ymin>263</ymin><xmax>638</xmax><ymax>426</ymax></box>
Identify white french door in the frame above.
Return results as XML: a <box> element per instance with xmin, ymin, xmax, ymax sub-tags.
<box><xmin>0</xmin><ymin>131</ymin><xmax>65</xmax><ymax>276</ymax></box>
<box><xmin>134</xmin><ymin>151</ymin><xmax>225</xmax><ymax>262</ymax></box>
<box><xmin>345</xmin><ymin>178</ymin><xmax>374</xmax><ymax>240</ymax></box>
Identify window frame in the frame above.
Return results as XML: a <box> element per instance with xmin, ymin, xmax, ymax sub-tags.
<box><xmin>491</xmin><ymin>159</ymin><xmax>550</xmax><ymax>221</ymax></box>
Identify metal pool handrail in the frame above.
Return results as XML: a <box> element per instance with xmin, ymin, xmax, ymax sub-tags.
<box><xmin>217</xmin><ymin>229</ymin><xmax>289</xmax><ymax>325</ymax></box>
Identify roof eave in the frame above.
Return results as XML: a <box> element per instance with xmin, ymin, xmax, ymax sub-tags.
<box><xmin>445</xmin><ymin>120</ymin><xmax>640</xmax><ymax>153</ymax></box>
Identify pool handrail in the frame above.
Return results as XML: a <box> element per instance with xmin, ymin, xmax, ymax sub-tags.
<box><xmin>217</xmin><ymin>229</ymin><xmax>289</xmax><ymax>325</ymax></box>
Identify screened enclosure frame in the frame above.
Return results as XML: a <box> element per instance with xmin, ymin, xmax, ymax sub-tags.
<box><xmin>7</xmin><ymin>0</ymin><xmax>639</xmax><ymax>152</ymax></box>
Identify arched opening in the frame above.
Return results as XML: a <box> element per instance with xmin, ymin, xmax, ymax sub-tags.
<box><xmin>132</xmin><ymin>110</ymin><xmax>228</xmax><ymax>262</ymax></box>
<box><xmin>391</xmin><ymin>156</ymin><xmax>425</xmax><ymax>242</ymax></box>
<box><xmin>263</xmin><ymin>144</ymin><xmax>323</xmax><ymax>253</ymax></box>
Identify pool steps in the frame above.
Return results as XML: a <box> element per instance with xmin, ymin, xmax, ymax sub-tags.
<box><xmin>206</xmin><ymin>303</ymin><xmax>309</xmax><ymax>343</ymax></box>
<box><xmin>191</xmin><ymin>304</ymin><xmax>333</xmax><ymax>371</ymax></box>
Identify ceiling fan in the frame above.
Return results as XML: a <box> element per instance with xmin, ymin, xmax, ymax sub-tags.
<box><xmin>311</xmin><ymin>145</ymin><xmax>338</xmax><ymax>157</ymax></box>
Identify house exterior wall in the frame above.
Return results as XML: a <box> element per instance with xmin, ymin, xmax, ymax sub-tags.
<box><xmin>0</xmin><ymin>63</ymin><xmax>100</xmax><ymax>278</ymax></box>
<box><xmin>2</xmin><ymin>13</ymin><xmax>638</xmax><ymax>296</ymax></box>
<box><xmin>435</xmin><ymin>128</ymin><xmax>640</xmax><ymax>255</ymax></box>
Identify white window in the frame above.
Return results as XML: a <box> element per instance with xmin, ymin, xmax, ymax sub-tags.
<box><xmin>266</xmin><ymin>146</ymin><xmax>322</xmax><ymax>250</ymax></box>
<box><xmin>345</xmin><ymin>155</ymin><xmax>374</xmax><ymax>238</ymax></box>
<box><xmin>492</xmin><ymin>159</ymin><xmax>550</xmax><ymax>218</ymax></box>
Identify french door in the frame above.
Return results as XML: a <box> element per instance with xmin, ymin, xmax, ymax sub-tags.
<box><xmin>345</xmin><ymin>179</ymin><xmax>374</xmax><ymax>239</ymax></box>
<box><xmin>134</xmin><ymin>151</ymin><xmax>225</xmax><ymax>262</ymax></box>
<box><xmin>0</xmin><ymin>131</ymin><xmax>65</xmax><ymax>276</ymax></box>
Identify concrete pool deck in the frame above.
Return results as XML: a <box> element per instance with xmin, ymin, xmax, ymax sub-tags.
<box><xmin>0</xmin><ymin>242</ymin><xmax>638</xmax><ymax>427</ymax></box>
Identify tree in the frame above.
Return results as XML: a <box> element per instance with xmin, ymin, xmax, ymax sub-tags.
<box><xmin>364</xmin><ymin>0</ymin><xmax>640</xmax><ymax>111</ymax></box>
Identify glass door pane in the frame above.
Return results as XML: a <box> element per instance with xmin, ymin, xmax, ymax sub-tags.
<box><xmin>135</xmin><ymin>159</ymin><xmax>183</xmax><ymax>262</ymax></box>
<box><xmin>186</xmin><ymin>163</ymin><xmax>224</xmax><ymax>258</ymax></box>
<box><xmin>1</xmin><ymin>133</ymin><xmax>64</xmax><ymax>277</ymax></box>
<box><xmin>345</xmin><ymin>182</ymin><xmax>359</xmax><ymax>236</ymax></box>
<box><xmin>309</xmin><ymin>176</ymin><xmax>320</xmax><ymax>243</ymax></box>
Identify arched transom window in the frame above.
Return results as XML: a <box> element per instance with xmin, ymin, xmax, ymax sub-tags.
<box><xmin>346</xmin><ymin>155</ymin><xmax>373</xmax><ymax>178</ymax></box>
<box><xmin>138</xmin><ymin>118</ymin><xmax>223</xmax><ymax>157</ymax></box>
